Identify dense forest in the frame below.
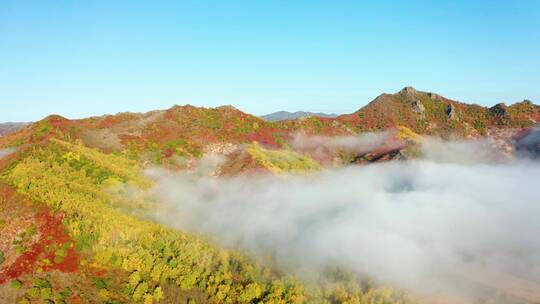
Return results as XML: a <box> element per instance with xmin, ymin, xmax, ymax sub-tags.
<box><xmin>0</xmin><ymin>139</ymin><xmax>414</xmax><ymax>303</ymax></box>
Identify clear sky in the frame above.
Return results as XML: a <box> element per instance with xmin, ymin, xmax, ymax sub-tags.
<box><xmin>1</xmin><ymin>0</ymin><xmax>539</xmax><ymax>122</ymax></box>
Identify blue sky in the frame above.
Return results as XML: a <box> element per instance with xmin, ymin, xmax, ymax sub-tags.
<box><xmin>1</xmin><ymin>0</ymin><xmax>539</xmax><ymax>122</ymax></box>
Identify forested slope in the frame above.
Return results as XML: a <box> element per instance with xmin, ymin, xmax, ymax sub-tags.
<box><xmin>0</xmin><ymin>139</ymin><xmax>414</xmax><ymax>303</ymax></box>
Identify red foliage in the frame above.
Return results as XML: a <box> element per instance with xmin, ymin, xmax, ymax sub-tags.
<box><xmin>100</xmin><ymin>116</ymin><xmax>117</xmax><ymax>129</ymax></box>
<box><xmin>0</xmin><ymin>238</ymin><xmax>43</xmax><ymax>284</ymax></box>
<box><xmin>246</xmin><ymin>127</ymin><xmax>280</xmax><ymax>147</ymax></box>
<box><xmin>39</xmin><ymin>209</ymin><xmax>79</xmax><ymax>273</ymax></box>
<box><xmin>48</xmin><ymin>115</ymin><xmax>71</xmax><ymax>131</ymax></box>
<box><xmin>0</xmin><ymin>207</ymin><xmax>78</xmax><ymax>284</ymax></box>
<box><xmin>163</xmin><ymin>148</ymin><xmax>175</xmax><ymax>158</ymax></box>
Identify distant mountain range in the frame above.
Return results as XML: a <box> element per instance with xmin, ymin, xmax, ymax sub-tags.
<box><xmin>261</xmin><ymin>111</ymin><xmax>338</xmax><ymax>121</ymax></box>
<box><xmin>0</xmin><ymin>122</ymin><xmax>28</xmax><ymax>136</ymax></box>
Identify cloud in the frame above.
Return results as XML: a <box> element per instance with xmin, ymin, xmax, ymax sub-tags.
<box><xmin>290</xmin><ymin>131</ymin><xmax>401</xmax><ymax>162</ymax></box>
<box><xmin>291</xmin><ymin>131</ymin><xmax>395</xmax><ymax>154</ymax></box>
<box><xmin>0</xmin><ymin>148</ymin><xmax>16</xmax><ymax>159</ymax></box>
<box><xmin>420</xmin><ymin>137</ymin><xmax>509</xmax><ymax>164</ymax></box>
<box><xmin>147</xmin><ymin>139</ymin><xmax>540</xmax><ymax>303</ymax></box>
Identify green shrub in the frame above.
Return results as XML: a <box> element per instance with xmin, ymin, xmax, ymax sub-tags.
<box><xmin>10</xmin><ymin>279</ymin><xmax>22</xmax><ymax>289</ymax></box>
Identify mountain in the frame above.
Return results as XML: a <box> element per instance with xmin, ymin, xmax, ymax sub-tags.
<box><xmin>338</xmin><ymin>86</ymin><xmax>540</xmax><ymax>137</ymax></box>
<box><xmin>0</xmin><ymin>131</ymin><xmax>409</xmax><ymax>304</ymax></box>
<box><xmin>0</xmin><ymin>104</ymin><xmax>353</xmax><ymax>167</ymax></box>
<box><xmin>1</xmin><ymin>88</ymin><xmax>540</xmax><ymax>303</ymax></box>
<box><xmin>261</xmin><ymin>110</ymin><xmax>338</xmax><ymax>121</ymax></box>
<box><xmin>0</xmin><ymin>122</ymin><xmax>28</xmax><ymax>136</ymax></box>
<box><xmin>0</xmin><ymin>87</ymin><xmax>538</xmax><ymax>167</ymax></box>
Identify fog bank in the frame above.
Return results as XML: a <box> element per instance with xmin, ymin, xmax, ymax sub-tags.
<box><xmin>147</xmin><ymin>140</ymin><xmax>540</xmax><ymax>302</ymax></box>
<box><xmin>0</xmin><ymin>148</ymin><xmax>15</xmax><ymax>159</ymax></box>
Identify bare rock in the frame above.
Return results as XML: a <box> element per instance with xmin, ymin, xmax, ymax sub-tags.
<box><xmin>411</xmin><ymin>100</ymin><xmax>425</xmax><ymax>115</ymax></box>
<box><xmin>447</xmin><ymin>104</ymin><xmax>457</xmax><ymax>120</ymax></box>
<box><xmin>489</xmin><ymin>103</ymin><xmax>510</xmax><ymax>117</ymax></box>
<box><xmin>401</xmin><ymin>86</ymin><xmax>417</xmax><ymax>94</ymax></box>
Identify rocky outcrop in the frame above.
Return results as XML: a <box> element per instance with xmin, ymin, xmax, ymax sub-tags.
<box><xmin>351</xmin><ymin>147</ymin><xmax>408</xmax><ymax>164</ymax></box>
<box><xmin>411</xmin><ymin>100</ymin><xmax>425</xmax><ymax>118</ymax></box>
<box><xmin>447</xmin><ymin>104</ymin><xmax>457</xmax><ymax>120</ymax></box>
<box><xmin>399</xmin><ymin>87</ymin><xmax>425</xmax><ymax>117</ymax></box>
<box><xmin>401</xmin><ymin>86</ymin><xmax>417</xmax><ymax>94</ymax></box>
<box><xmin>489</xmin><ymin>103</ymin><xmax>510</xmax><ymax>117</ymax></box>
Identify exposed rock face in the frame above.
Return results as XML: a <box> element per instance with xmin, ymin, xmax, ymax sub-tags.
<box><xmin>447</xmin><ymin>104</ymin><xmax>457</xmax><ymax>120</ymax></box>
<box><xmin>351</xmin><ymin>148</ymin><xmax>407</xmax><ymax>164</ymax></box>
<box><xmin>411</xmin><ymin>100</ymin><xmax>425</xmax><ymax>115</ymax></box>
<box><xmin>490</xmin><ymin>103</ymin><xmax>510</xmax><ymax>117</ymax></box>
<box><xmin>401</xmin><ymin>86</ymin><xmax>417</xmax><ymax>94</ymax></box>
<box><xmin>399</xmin><ymin>87</ymin><xmax>425</xmax><ymax>117</ymax></box>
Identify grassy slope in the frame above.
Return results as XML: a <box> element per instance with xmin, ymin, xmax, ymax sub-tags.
<box><xmin>0</xmin><ymin>139</ymin><xmax>414</xmax><ymax>304</ymax></box>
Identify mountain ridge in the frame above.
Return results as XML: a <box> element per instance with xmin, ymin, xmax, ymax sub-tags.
<box><xmin>1</xmin><ymin>87</ymin><xmax>538</xmax><ymax>164</ymax></box>
<box><xmin>1</xmin><ymin>87</ymin><xmax>540</xmax><ymax>304</ymax></box>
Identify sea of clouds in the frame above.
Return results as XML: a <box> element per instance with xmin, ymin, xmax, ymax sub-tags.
<box><xmin>146</xmin><ymin>136</ymin><xmax>540</xmax><ymax>302</ymax></box>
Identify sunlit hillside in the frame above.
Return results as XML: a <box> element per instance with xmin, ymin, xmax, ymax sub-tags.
<box><xmin>0</xmin><ymin>138</ymin><xmax>420</xmax><ymax>303</ymax></box>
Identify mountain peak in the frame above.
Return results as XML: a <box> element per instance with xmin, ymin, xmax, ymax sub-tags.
<box><xmin>400</xmin><ymin>86</ymin><xmax>418</xmax><ymax>94</ymax></box>
<box><xmin>42</xmin><ymin>114</ymin><xmax>68</xmax><ymax>121</ymax></box>
<box><xmin>216</xmin><ymin>105</ymin><xmax>241</xmax><ymax>112</ymax></box>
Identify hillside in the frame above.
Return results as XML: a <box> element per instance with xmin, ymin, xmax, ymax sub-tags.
<box><xmin>0</xmin><ymin>137</ymin><xmax>414</xmax><ymax>304</ymax></box>
<box><xmin>0</xmin><ymin>105</ymin><xmax>353</xmax><ymax>167</ymax></box>
<box><xmin>338</xmin><ymin>87</ymin><xmax>540</xmax><ymax>137</ymax></box>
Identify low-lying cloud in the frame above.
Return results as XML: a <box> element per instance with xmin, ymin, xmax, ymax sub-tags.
<box><xmin>291</xmin><ymin>131</ymin><xmax>396</xmax><ymax>154</ymax></box>
<box><xmin>147</xmin><ymin>138</ymin><xmax>540</xmax><ymax>303</ymax></box>
<box><xmin>291</xmin><ymin>131</ymin><xmax>401</xmax><ymax>162</ymax></box>
<box><xmin>0</xmin><ymin>148</ymin><xmax>16</xmax><ymax>159</ymax></box>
